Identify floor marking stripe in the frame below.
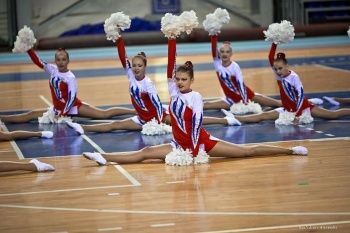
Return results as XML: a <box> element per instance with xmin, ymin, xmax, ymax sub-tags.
<box><xmin>1</xmin><ymin>204</ymin><xmax>350</xmax><ymax>216</ymax></box>
<box><xmin>112</xmin><ymin>163</ymin><xmax>141</xmax><ymax>186</ymax></box>
<box><xmin>166</xmin><ymin>181</ymin><xmax>185</xmax><ymax>184</ymax></box>
<box><xmin>98</xmin><ymin>227</ymin><xmax>122</xmax><ymax>231</ymax></box>
<box><xmin>39</xmin><ymin>95</ymin><xmax>53</xmax><ymax>107</ymax></box>
<box><xmin>151</xmin><ymin>223</ymin><xmax>175</xmax><ymax>227</ymax></box>
<box><xmin>199</xmin><ymin>220</ymin><xmax>350</xmax><ymax>233</ymax></box>
<box><xmin>0</xmin><ymin>184</ymin><xmax>136</xmax><ymax>196</ymax></box>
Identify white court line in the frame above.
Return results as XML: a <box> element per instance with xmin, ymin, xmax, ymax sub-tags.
<box><xmin>151</xmin><ymin>223</ymin><xmax>175</xmax><ymax>227</ymax></box>
<box><xmin>111</xmin><ymin>163</ymin><xmax>141</xmax><ymax>186</ymax></box>
<box><xmin>98</xmin><ymin>227</ymin><xmax>122</xmax><ymax>231</ymax></box>
<box><xmin>0</xmin><ymin>184</ymin><xmax>136</xmax><ymax>197</ymax></box>
<box><xmin>39</xmin><ymin>94</ymin><xmax>53</xmax><ymax>107</ymax></box>
<box><xmin>1</xmin><ymin>204</ymin><xmax>350</xmax><ymax>216</ymax></box>
<box><xmin>29</xmin><ymin>95</ymin><xmax>140</xmax><ymax>188</ymax></box>
<box><xmin>198</xmin><ymin>220</ymin><xmax>350</xmax><ymax>233</ymax></box>
<box><xmin>166</xmin><ymin>181</ymin><xmax>185</xmax><ymax>184</ymax></box>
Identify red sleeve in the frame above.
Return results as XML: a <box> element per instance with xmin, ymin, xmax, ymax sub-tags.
<box><xmin>116</xmin><ymin>37</ymin><xmax>127</xmax><ymax>68</ymax></box>
<box><xmin>27</xmin><ymin>49</ymin><xmax>44</xmax><ymax>69</ymax></box>
<box><xmin>211</xmin><ymin>35</ymin><xmax>218</xmax><ymax>58</ymax></box>
<box><xmin>268</xmin><ymin>43</ymin><xmax>277</xmax><ymax>67</ymax></box>
<box><xmin>167</xmin><ymin>39</ymin><xmax>176</xmax><ymax>79</ymax></box>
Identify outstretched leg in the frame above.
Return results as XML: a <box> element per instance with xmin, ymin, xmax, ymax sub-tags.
<box><xmin>83</xmin><ymin>144</ymin><xmax>173</xmax><ymax>165</ymax></box>
<box><xmin>203</xmin><ymin>99</ymin><xmax>231</xmax><ymax>110</ymax></box>
<box><xmin>311</xmin><ymin>106</ymin><xmax>350</xmax><ymax>119</ymax></box>
<box><xmin>222</xmin><ymin>109</ymin><xmax>279</xmax><ymax>123</ymax></box>
<box><xmin>208</xmin><ymin>140</ymin><xmax>307</xmax><ymax>158</ymax></box>
<box><xmin>0</xmin><ymin>131</ymin><xmax>53</xmax><ymax>141</ymax></box>
<box><xmin>77</xmin><ymin>104</ymin><xmax>135</xmax><ymax>119</ymax></box>
<box><xmin>68</xmin><ymin>118</ymin><xmax>142</xmax><ymax>134</ymax></box>
<box><xmin>252</xmin><ymin>95</ymin><xmax>282</xmax><ymax>108</ymax></box>
<box><xmin>0</xmin><ymin>159</ymin><xmax>55</xmax><ymax>172</ymax></box>
<box><xmin>0</xmin><ymin>109</ymin><xmax>47</xmax><ymax>123</ymax></box>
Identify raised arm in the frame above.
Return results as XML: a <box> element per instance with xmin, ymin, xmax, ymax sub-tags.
<box><xmin>211</xmin><ymin>35</ymin><xmax>218</xmax><ymax>59</ymax></box>
<box><xmin>268</xmin><ymin>43</ymin><xmax>277</xmax><ymax>67</ymax></box>
<box><xmin>116</xmin><ymin>37</ymin><xmax>129</xmax><ymax>69</ymax></box>
<box><xmin>27</xmin><ymin>49</ymin><xmax>45</xmax><ymax>69</ymax></box>
<box><xmin>167</xmin><ymin>38</ymin><xmax>178</xmax><ymax>97</ymax></box>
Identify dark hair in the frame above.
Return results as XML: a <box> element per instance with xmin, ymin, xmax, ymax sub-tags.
<box><xmin>133</xmin><ymin>52</ymin><xmax>147</xmax><ymax>66</ymax></box>
<box><xmin>274</xmin><ymin>52</ymin><xmax>288</xmax><ymax>64</ymax></box>
<box><xmin>176</xmin><ymin>61</ymin><xmax>194</xmax><ymax>78</ymax></box>
<box><xmin>55</xmin><ymin>47</ymin><xmax>69</xmax><ymax>59</ymax></box>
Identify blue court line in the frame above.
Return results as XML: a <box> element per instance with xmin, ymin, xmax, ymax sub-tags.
<box><xmin>0</xmin><ymin>35</ymin><xmax>349</xmax><ymax>64</ymax></box>
<box><xmin>1</xmin><ymin>54</ymin><xmax>350</xmax><ymax>83</ymax></box>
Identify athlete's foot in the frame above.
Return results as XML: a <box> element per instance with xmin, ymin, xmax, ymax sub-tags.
<box><xmin>83</xmin><ymin>152</ymin><xmax>107</xmax><ymax>165</ymax></box>
<box><xmin>66</xmin><ymin>121</ymin><xmax>84</xmax><ymax>135</ymax></box>
<box><xmin>225</xmin><ymin>116</ymin><xmax>241</xmax><ymax>126</ymax></box>
<box><xmin>291</xmin><ymin>146</ymin><xmax>308</xmax><ymax>155</ymax></box>
<box><xmin>308</xmin><ymin>98</ymin><xmax>323</xmax><ymax>105</ymax></box>
<box><xmin>323</xmin><ymin>96</ymin><xmax>340</xmax><ymax>106</ymax></box>
<box><xmin>30</xmin><ymin>159</ymin><xmax>55</xmax><ymax>172</ymax></box>
<box><xmin>41</xmin><ymin>131</ymin><xmax>53</xmax><ymax>139</ymax></box>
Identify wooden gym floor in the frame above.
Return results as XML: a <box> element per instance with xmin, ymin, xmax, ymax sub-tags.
<box><xmin>0</xmin><ymin>35</ymin><xmax>349</xmax><ymax>232</ymax></box>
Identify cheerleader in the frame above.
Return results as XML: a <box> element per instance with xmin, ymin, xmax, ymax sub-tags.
<box><xmin>82</xmin><ymin>36</ymin><xmax>308</xmax><ymax>166</ymax></box>
<box><xmin>3</xmin><ymin>26</ymin><xmax>136</xmax><ymax>124</ymax></box>
<box><xmin>0</xmin><ymin>159</ymin><xmax>54</xmax><ymax>172</ymax></box>
<box><xmin>203</xmin><ymin>36</ymin><xmax>282</xmax><ymax>111</ymax></box>
<box><xmin>202</xmin><ymin>9</ymin><xmax>321</xmax><ymax>114</ymax></box>
<box><xmin>0</xmin><ymin>120</ymin><xmax>53</xmax><ymax>141</ymax></box>
<box><xmin>67</xmin><ymin>28</ymin><xmax>239</xmax><ymax>135</ymax></box>
<box><xmin>222</xmin><ymin>43</ymin><xmax>350</xmax><ymax>124</ymax></box>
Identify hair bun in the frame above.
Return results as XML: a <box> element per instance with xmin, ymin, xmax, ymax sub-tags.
<box><xmin>184</xmin><ymin>61</ymin><xmax>193</xmax><ymax>69</ymax></box>
<box><xmin>57</xmin><ymin>47</ymin><xmax>66</xmax><ymax>51</ymax></box>
<box><xmin>138</xmin><ymin>52</ymin><xmax>146</xmax><ymax>58</ymax></box>
<box><xmin>277</xmin><ymin>52</ymin><xmax>286</xmax><ymax>59</ymax></box>
<box><xmin>223</xmin><ymin>41</ymin><xmax>231</xmax><ymax>45</ymax></box>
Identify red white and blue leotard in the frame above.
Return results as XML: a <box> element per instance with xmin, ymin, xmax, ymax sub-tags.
<box><xmin>268</xmin><ymin>43</ymin><xmax>313</xmax><ymax>116</ymax></box>
<box><xmin>211</xmin><ymin>35</ymin><xmax>255</xmax><ymax>105</ymax></box>
<box><xmin>27</xmin><ymin>49</ymin><xmax>82</xmax><ymax>116</ymax></box>
<box><xmin>167</xmin><ymin>39</ymin><xmax>218</xmax><ymax>156</ymax></box>
<box><xmin>116</xmin><ymin>37</ymin><xmax>165</xmax><ymax>124</ymax></box>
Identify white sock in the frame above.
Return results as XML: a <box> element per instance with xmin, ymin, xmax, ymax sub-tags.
<box><xmin>83</xmin><ymin>152</ymin><xmax>107</xmax><ymax>165</ymax></box>
<box><xmin>30</xmin><ymin>159</ymin><xmax>55</xmax><ymax>171</ymax></box>
<box><xmin>291</xmin><ymin>146</ymin><xmax>308</xmax><ymax>155</ymax></box>
<box><xmin>41</xmin><ymin>131</ymin><xmax>53</xmax><ymax>139</ymax></box>
<box><xmin>323</xmin><ymin>96</ymin><xmax>340</xmax><ymax>106</ymax></box>
<box><xmin>67</xmin><ymin>121</ymin><xmax>84</xmax><ymax>134</ymax></box>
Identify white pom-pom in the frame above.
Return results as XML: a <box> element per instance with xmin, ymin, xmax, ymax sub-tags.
<box><xmin>38</xmin><ymin>109</ymin><xmax>72</xmax><ymax>124</ymax></box>
<box><xmin>347</xmin><ymin>26</ymin><xmax>350</xmax><ymax>37</ymax></box>
<box><xmin>230</xmin><ymin>100</ymin><xmax>262</xmax><ymax>115</ymax></box>
<box><xmin>12</xmin><ymin>25</ymin><xmax>37</xmax><ymax>53</ymax></box>
<box><xmin>263</xmin><ymin>20</ymin><xmax>295</xmax><ymax>44</ymax></box>
<box><xmin>213</xmin><ymin>8</ymin><xmax>230</xmax><ymax>25</ymax></box>
<box><xmin>194</xmin><ymin>150</ymin><xmax>210</xmax><ymax>164</ymax></box>
<box><xmin>203</xmin><ymin>8</ymin><xmax>230</xmax><ymax>35</ymax></box>
<box><xmin>104</xmin><ymin>12</ymin><xmax>131</xmax><ymax>42</ymax></box>
<box><xmin>141</xmin><ymin>118</ymin><xmax>172</xmax><ymax>135</ymax></box>
<box><xmin>161</xmin><ymin>13</ymin><xmax>183</xmax><ymax>38</ymax></box>
<box><xmin>165</xmin><ymin>148</ymin><xmax>194</xmax><ymax>166</ymax></box>
<box><xmin>275</xmin><ymin>111</ymin><xmax>314</xmax><ymax>125</ymax></box>
<box><xmin>179</xmin><ymin>10</ymin><xmax>199</xmax><ymax>34</ymax></box>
